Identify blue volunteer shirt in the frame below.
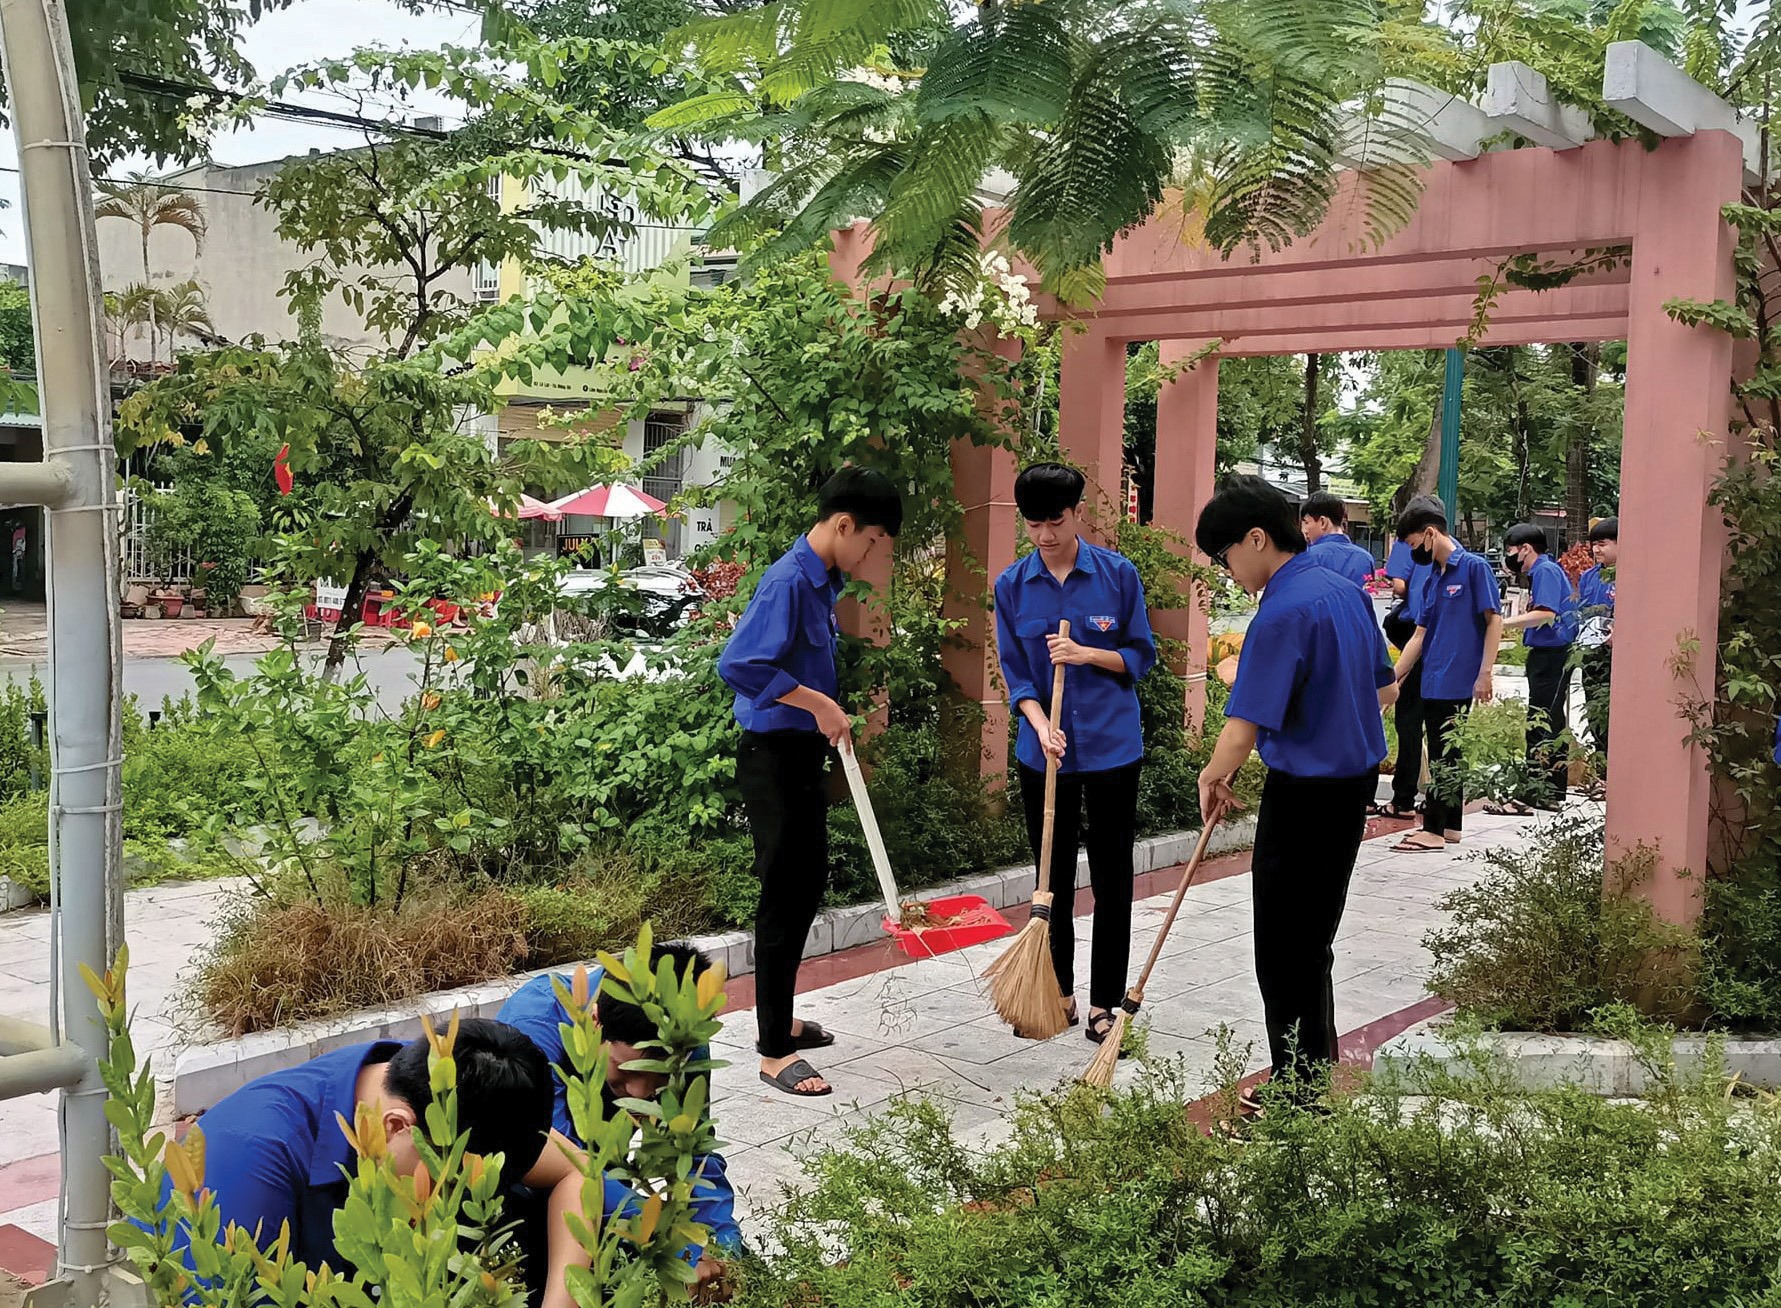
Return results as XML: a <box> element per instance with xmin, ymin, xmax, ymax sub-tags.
<box><xmin>1410</xmin><ymin>545</ymin><xmax>1502</xmax><ymax>701</ymax></box>
<box><xmin>1577</xmin><ymin>564</ymin><xmax>1615</xmax><ymax>648</ymax></box>
<box><xmin>993</xmin><ymin>540</ymin><xmax>1157</xmax><ymax>775</ymax></box>
<box><xmin>1225</xmin><ymin>551</ymin><xmax>1393</xmax><ymax>779</ymax></box>
<box><xmin>718</xmin><ymin>536</ymin><xmax>843</xmax><ymax>733</ymax></box>
<box><xmin>156</xmin><ymin>1041</ymin><xmax>401</xmax><ymax>1275</ymax></box>
<box><xmin>1306</xmin><ymin>532</ymin><xmax>1376</xmax><ymax>587</ymax></box>
<box><xmin>1386</xmin><ymin>539</ymin><xmax>1432</xmax><ymax>601</ymax></box>
<box><xmin>1522</xmin><ymin>554</ymin><xmax>1577</xmax><ymax>648</ymax></box>
<box><xmin>496</xmin><ymin>973</ymin><xmax>741</xmax><ymax>1257</ymax></box>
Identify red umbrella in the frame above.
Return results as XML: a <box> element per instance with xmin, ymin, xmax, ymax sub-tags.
<box><xmin>517</xmin><ymin>494</ymin><xmax>562</xmax><ymax>521</ymax></box>
<box><xmin>547</xmin><ymin>483</ymin><xmax>669</xmax><ymax>519</ymax></box>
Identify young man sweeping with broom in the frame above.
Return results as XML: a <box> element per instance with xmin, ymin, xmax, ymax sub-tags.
<box><xmin>1194</xmin><ymin>476</ymin><xmax>1398</xmax><ymax>1112</ymax></box>
<box><xmin>992</xmin><ymin>462</ymin><xmax>1156</xmax><ymax>1046</ymax></box>
<box><xmin>718</xmin><ymin>466</ymin><xmax>903</xmax><ymax>1097</ymax></box>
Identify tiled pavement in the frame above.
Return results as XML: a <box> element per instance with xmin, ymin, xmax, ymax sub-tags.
<box><xmin>0</xmin><ymin>804</ymin><xmax>1569</xmax><ymax>1269</ymax></box>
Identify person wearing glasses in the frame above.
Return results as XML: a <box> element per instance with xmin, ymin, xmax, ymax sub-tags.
<box><xmin>1193</xmin><ymin>476</ymin><xmax>1398</xmax><ymax>1111</ymax></box>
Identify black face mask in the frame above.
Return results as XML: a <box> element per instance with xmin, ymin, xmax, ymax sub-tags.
<box><xmin>1507</xmin><ymin>551</ymin><xmax>1525</xmax><ymax>573</ymax></box>
<box><xmin>1410</xmin><ymin>545</ymin><xmax>1434</xmax><ymax>566</ymax></box>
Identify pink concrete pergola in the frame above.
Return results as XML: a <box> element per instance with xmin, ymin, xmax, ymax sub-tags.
<box><xmin>835</xmin><ymin>129</ymin><xmax>1742</xmax><ymax>931</ymax></box>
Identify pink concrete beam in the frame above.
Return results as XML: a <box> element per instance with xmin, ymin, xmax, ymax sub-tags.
<box><xmin>1610</xmin><ymin>130</ymin><xmax>1743</xmax><ymax>926</ymax></box>
<box><xmin>1151</xmin><ymin>343</ymin><xmax>1220</xmax><ymax>736</ymax></box>
<box><xmin>1057</xmin><ymin>331</ymin><xmax>1129</xmax><ymax>541</ymax></box>
<box><xmin>1208</xmin><ymin>318</ymin><xmax>1632</xmax><ymax>356</ymax></box>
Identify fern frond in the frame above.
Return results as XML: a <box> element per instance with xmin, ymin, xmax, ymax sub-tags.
<box><xmin>867</xmin><ymin>208</ymin><xmax>992</xmax><ymax>297</ymax></box>
<box><xmin>645</xmin><ymin>90</ymin><xmax>759</xmax><ymax>131</ymax></box>
<box><xmin>732</xmin><ymin>147</ymin><xmax>908</xmax><ymax>275</ymax></box>
<box><xmin>874</xmin><ymin>116</ymin><xmax>1006</xmax><ymax>266</ymax></box>
<box><xmin>677</xmin><ymin>3</ymin><xmax>790</xmax><ymax>71</ymax></box>
<box><xmin>916</xmin><ymin>3</ymin><xmax>1080</xmax><ymax>127</ymax></box>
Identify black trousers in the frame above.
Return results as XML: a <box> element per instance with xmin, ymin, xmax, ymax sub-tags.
<box><xmin>735</xmin><ymin>730</ymin><xmax>832</xmax><ymax>1059</ymax></box>
<box><xmin>1580</xmin><ymin>645</ymin><xmax>1612</xmax><ymax>776</ymax></box>
<box><xmin>1251</xmin><ymin>769</ymin><xmax>1376</xmax><ymax>1087</ymax></box>
<box><xmin>1390</xmin><ymin>661</ymin><xmax>1425</xmax><ymax>811</ymax></box>
<box><xmin>1422</xmin><ymin>698</ymin><xmax>1471</xmax><ymax>837</ymax></box>
<box><xmin>1017</xmin><ymin>762</ymin><xmax>1142</xmax><ymax>1011</ymax></box>
<box><xmin>1522</xmin><ymin>645</ymin><xmax>1574</xmax><ymax>806</ymax></box>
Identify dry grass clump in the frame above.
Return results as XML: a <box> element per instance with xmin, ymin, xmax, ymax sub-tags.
<box><xmin>195</xmin><ymin>888</ymin><xmax>531</xmax><ymax>1036</ymax></box>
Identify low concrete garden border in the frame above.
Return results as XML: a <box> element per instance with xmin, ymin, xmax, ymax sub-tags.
<box><xmin>1375</xmin><ymin>1025</ymin><xmax>1781</xmax><ymax>1096</ymax></box>
<box><xmin>169</xmin><ymin>817</ymin><xmax>1258</xmax><ymax>1115</ymax></box>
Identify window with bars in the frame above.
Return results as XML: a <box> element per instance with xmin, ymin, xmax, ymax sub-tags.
<box><xmin>641</xmin><ymin>412</ymin><xmax>687</xmax><ymax>556</ymax></box>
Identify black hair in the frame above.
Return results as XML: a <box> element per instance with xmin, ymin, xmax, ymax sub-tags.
<box><xmin>596</xmin><ymin>942</ymin><xmax>714</xmax><ymax>1048</ymax></box>
<box><xmin>817</xmin><ymin>466</ymin><xmax>903</xmax><ymax>537</ymax></box>
<box><xmin>1504</xmin><ymin>523</ymin><xmax>1550</xmax><ymax>554</ymax></box>
<box><xmin>1299</xmin><ymin>491</ymin><xmax>1347</xmax><ymax>528</ymax></box>
<box><xmin>1589</xmin><ymin>516</ymin><xmax>1619</xmax><ymax>543</ymax></box>
<box><xmin>1394</xmin><ymin>495</ymin><xmax>1448</xmax><ymax>541</ymax></box>
<box><xmin>1013</xmin><ymin>462</ymin><xmax>1086</xmax><ymax>521</ymax></box>
<box><xmin>1194</xmin><ymin>475</ymin><xmax>1307</xmax><ymax>559</ymax></box>
<box><xmin>381</xmin><ymin>1018</ymin><xmax>553</xmax><ymax>1174</ymax></box>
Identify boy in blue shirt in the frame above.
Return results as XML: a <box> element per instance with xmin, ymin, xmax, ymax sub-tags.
<box><xmin>1373</xmin><ymin>522</ymin><xmax>1436</xmax><ymax>820</ymax></box>
<box><xmin>993</xmin><ymin>463</ymin><xmax>1157</xmax><ymax>1045</ymax></box>
<box><xmin>1388</xmin><ymin>499</ymin><xmax>1504</xmax><ymax>853</ymax></box>
<box><xmin>1499</xmin><ymin>523</ymin><xmax>1579</xmax><ymax>812</ymax></box>
<box><xmin>1576</xmin><ymin>517</ymin><xmax>1617</xmax><ymax>790</ymax></box>
<box><xmin>155</xmin><ymin>1020</ymin><xmax>610</xmax><ymax>1305</ymax></box>
<box><xmin>496</xmin><ymin>943</ymin><xmax>740</xmax><ymax>1284</ymax></box>
<box><xmin>717</xmin><ymin>466</ymin><xmax>902</xmax><ymax>1097</ymax></box>
<box><xmin>1194</xmin><ymin>476</ymin><xmax>1397</xmax><ymax>1102</ymax></box>
<box><xmin>1299</xmin><ymin>491</ymin><xmax>1376</xmax><ymax>588</ymax></box>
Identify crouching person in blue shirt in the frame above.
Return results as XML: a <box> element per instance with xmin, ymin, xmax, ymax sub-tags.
<box><xmin>497</xmin><ymin>942</ymin><xmax>740</xmax><ymax>1294</ymax></box>
<box><xmin>717</xmin><ymin>466</ymin><xmax>903</xmax><ymax>1098</ymax></box>
<box><xmin>1194</xmin><ymin>476</ymin><xmax>1397</xmax><ymax>1109</ymax></box>
<box><xmin>154</xmin><ymin>1019</ymin><xmax>623</xmax><ymax>1307</ymax></box>
<box><xmin>994</xmin><ymin>463</ymin><xmax>1157</xmax><ymax>1045</ymax></box>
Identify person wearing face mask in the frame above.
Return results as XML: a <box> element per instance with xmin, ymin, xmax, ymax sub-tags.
<box><xmin>1194</xmin><ymin>476</ymin><xmax>1398</xmax><ymax>1109</ymax></box>
<box><xmin>1388</xmin><ymin>499</ymin><xmax>1504</xmax><ymax>853</ymax></box>
<box><xmin>718</xmin><ymin>465</ymin><xmax>903</xmax><ymax>1098</ymax></box>
<box><xmin>1494</xmin><ymin>523</ymin><xmax>1580</xmax><ymax>813</ymax></box>
<box><xmin>994</xmin><ymin>462</ymin><xmax>1157</xmax><ymax>1047</ymax></box>
<box><xmin>1575</xmin><ymin>517</ymin><xmax>1617</xmax><ymax>794</ymax></box>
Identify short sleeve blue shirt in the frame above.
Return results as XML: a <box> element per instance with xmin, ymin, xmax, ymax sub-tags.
<box><xmin>495</xmin><ymin>973</ymin><xmax>741</xmax><ymax>1257</ymax></box>
<box><xmin>1412</xmin><ymin>546</ymin><xmax>1502</xmax><ymax>701</ymax></box>
<box><xmin>157</xmin><ymin>1040</ymin><xmax>399</xmax><ymax>1276</ymax></box>
<box><xmin>1577</xmin><ymin>565</ymin><xmax>1615</xmax><ymax>648</ymax></box>
<box><xmin>1386</xmin><ymin>538</ymin><xmax>1432</xmax><ymax>604</ymax></box>
<box><xmin>993</xmin><ymin>541</ymin><xmax>1157</xmax><ymax>775</ymax></box>
<box><xmin>1306</xmin><ymin>532</ymin><xmax>1376</xmax><ymax>587</ymax></box>
<box><xmin>1522</xmin><ymin>554</ymin><xmax>1577</xmax><ymax>648</ymax></box>
<box><xmin>718</xmin><ymin>536</ymin><xmax>844</xmax><ymax>734</ymax></box>
<box><xmin>1224</xmin><ymin>552</ymin><xmax>1394</xmax><ymax>779</ymax></box>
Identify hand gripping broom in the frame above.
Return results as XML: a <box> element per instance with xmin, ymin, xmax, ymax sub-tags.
<box><xmin>985</xmin><ymin>620</ymin><xmax>1072</xmax><ymax>1039</ymax></box>
<box><xmin>1082</xmin><ymin>807</ymin><xmax>1227</xmax><ymax>1088</ymax></box>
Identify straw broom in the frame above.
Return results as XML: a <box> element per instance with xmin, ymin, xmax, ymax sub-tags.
<box><xmin>1083</xmin><ymin>809</ymin><xmax>1226</xmax><ymax>1088</ymax></box>
<box><xmin>985</xmin><ymin>620</ymin><xmax>1072</xmax><ymax>1039</ymax></box>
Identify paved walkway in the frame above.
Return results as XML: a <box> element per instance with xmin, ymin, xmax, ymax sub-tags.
<box><xmin>0</xmin><ymin>806</ymin><xmax>1565</xmax><ymax>1263</ymax></box>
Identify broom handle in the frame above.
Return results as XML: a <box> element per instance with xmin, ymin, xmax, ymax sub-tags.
<box><xmin>1036</xmin><ymin>620</ymin><xmax>1071</xmax><ymax>901</ymax></box>
<box><xmin>1128</xmin><ymin>810</ymin><xmax>1225</xmax><ymax>1004</ymax></box>
<box><xmin>841</xmin><ymin>743</ymin><xmax>903</xmax><ymax>923</ymax></box>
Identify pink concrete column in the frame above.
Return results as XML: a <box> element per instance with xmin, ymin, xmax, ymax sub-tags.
<box><xmin>1151</xmin><ymin>342</ymin><xmax>1220</xmax><ymax>735</ymax></box>
<box><xmin>1612</xmin><ymin>132</ymin><xmax>1742</xmax><ymax>928</ymax></box>
<box><xmin>945</xmin><ymin>336</ymin><xmax>1022</xmax><ymax>776</ymax></box>
<box><xmin>1057</xmin><ymin>330</ymin><xmax>1128</xmax><ymax>542</ymax></box>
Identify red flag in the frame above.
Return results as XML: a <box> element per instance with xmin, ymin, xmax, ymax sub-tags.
<box><xmin>274</xmin><ymin>444</ymin><xmax>294</xmax><ymax>496</ymax></box>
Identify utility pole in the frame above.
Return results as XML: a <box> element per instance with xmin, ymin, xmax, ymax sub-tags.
<box><xmin>0</xmin><ymin>0</ymin><xmax>130</xmax><ymax>1303</ymax></box>
<box><xmin>1438</xmin><ymin>347</ymin><xmax>1464</xmax><ymax>527</ymax></box>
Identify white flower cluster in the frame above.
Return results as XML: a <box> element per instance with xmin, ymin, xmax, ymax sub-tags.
<box><xmin>937</xmin><ymin>251</ymin><xmax>1041</xmax><ymax>335</ymax></box>
<box><xmin>847</xmin><ymin>65</ymin><xmax>905</xmax><ymax>96</ymax></box>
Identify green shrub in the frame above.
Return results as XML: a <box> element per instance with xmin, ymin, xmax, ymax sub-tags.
<box><xmin>0</xmin><ymin>791</ymin><xmax>48</xmax><ymax>894</ymax></box>
<box><xmin>733</xmin><ymin>1057</ymin><xmax>1781</xmax><ymax>1308</ymax></box>
<box><xmin>1424</xmin><ymin>814</ymin><xmax>1698</xmax><ymax>1030</ymax></box>
<box><xmin>0</xmin><ymin>675</ymin><xmax>47</xmax><ymax>804</ymax></box>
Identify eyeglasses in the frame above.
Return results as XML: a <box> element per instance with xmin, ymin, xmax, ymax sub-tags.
<box><xmin>1210</xmin><ymin>545</ymin><xmax>1233</xmax><ymax>573</ymax></box>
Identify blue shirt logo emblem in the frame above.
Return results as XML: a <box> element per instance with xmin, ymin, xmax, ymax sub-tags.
<box><xmin>1089</xmin><ymin>615</ymin><xmax>1116</xmax><ymax>632</ymax></box>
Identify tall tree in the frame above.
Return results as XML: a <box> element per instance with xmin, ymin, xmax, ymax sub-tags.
<box><xmin>95</xmin><ymin>177</ymin><xmax>207</xmax><ymax>363</ymax></box>
<box><xmin>1297</xmin><ymin>353</ymin><xmax>1325</xmax><ymax>495</ymax></box>
<box><xmin>655</xmin><ymin>0</ymin><xmax>1442</xmax><ymax>297</ymax></box>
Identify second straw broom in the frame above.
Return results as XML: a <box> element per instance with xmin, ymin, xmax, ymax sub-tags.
<box><xmin>984</xmin><ymin>620</ymin><xmax>1072</xmax><ymax>1040</ymax></box>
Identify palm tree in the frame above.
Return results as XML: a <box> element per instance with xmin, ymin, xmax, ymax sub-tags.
<box><xmin>95</xmin><ymin>175</ymin><xmax>207</xmax><ymax>362</ymax></box>
<box><xmin>113</xmin><ymin>280</ymin><xmax>219</xmax><ymax>361</ymax></box>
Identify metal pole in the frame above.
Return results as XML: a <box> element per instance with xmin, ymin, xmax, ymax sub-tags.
<box><xmin>0</xmin><ymin>0</ymin><xmax>127</xmax><ymax>1299</ymax></box>
<box><xmin>1439</xmin><ymin>347</ymin><xmax>1464</xmax><ymax>526</ymax></box>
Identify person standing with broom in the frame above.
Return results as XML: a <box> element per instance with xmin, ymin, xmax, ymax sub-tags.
<box><xmin>993</xmin><ymin>463</ymin><xmax>1157</xmax><ymax>1047</ymax></box>
<box><xmin>718</xmin><ymin>466</ymin><xmax>903</xmax><ymax>1098</ymax></box>
<box><xmin>1194</xmin><ymin>476</ymin><xmax>1398</xmax><ymax>1112</ymax></box>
